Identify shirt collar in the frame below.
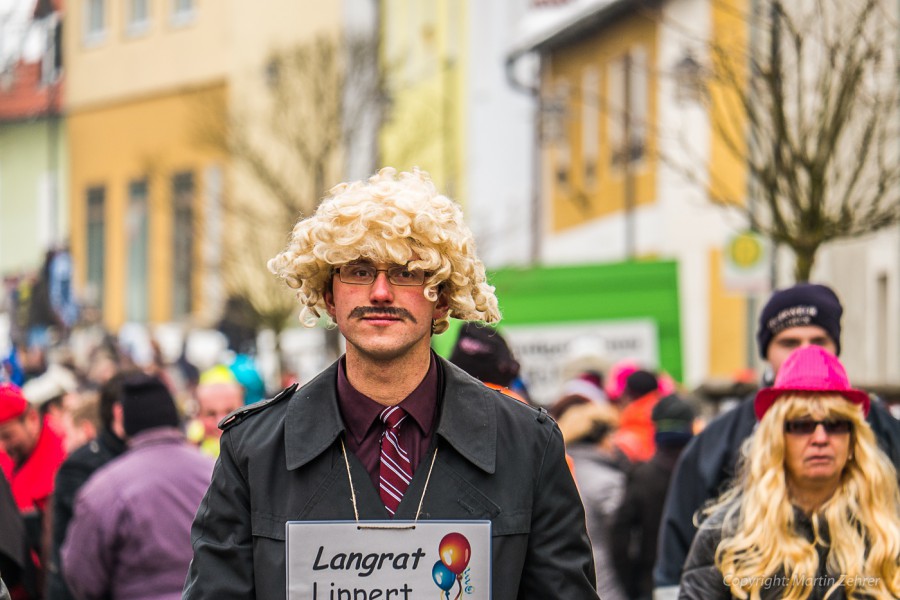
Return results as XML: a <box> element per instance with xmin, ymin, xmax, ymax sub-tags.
<box><xmin>285</xmin><ymin>357</ymin><xmax>496</xmax><ymax>474</ymax></box>
<box><xmin>336</xmin><ymin>353</ymin><xmax>439</xmax><ymax>443</ymax></box>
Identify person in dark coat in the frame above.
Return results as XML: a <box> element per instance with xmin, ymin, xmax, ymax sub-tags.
<box><xmin>654</xmin><ymin>283</ymin><xmax>900</xmax><ymax>598</ymax></box>
<box><xmin>45</xmin><ymin>372</ymin><xmax>131</xmax><ymax>600</ymax></box>
<box><xmin>448</xmin><ymin>322</ymin><xmax>531</xmax><ymax>404</ymax></box>
<box><xmin>183</xmin><ymin>167</ymin><xmax>598</xmax><ymax>599</ymax></box>
<box><xmin>0</xmin><ymin>469</ymin><xmax>27</xmax><ymax>599</ymax></box>
<box><xmin>612</xmin><ymin>394</ymin><xmax>695</xmax><ymax>599</ymax></box>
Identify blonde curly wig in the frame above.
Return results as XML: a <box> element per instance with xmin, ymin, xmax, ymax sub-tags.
<box><xmin>267</xmin><ymin>167</ymin><xmax>501</xmax><ymax>334</ymax></box>
<box><xmin>705</xmin><ymin>394</ymin><xmax>900</xmax><ymax>599</ymax></box>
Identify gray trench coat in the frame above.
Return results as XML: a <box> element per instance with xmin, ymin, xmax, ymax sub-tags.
<box><xmin>183</xmin><ymin>357</ymin><xmax>598</xmax><ymax>599</ymax></box>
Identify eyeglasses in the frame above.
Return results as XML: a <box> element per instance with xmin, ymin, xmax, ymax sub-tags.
<box><xmin>334</xmin><ymin>263</ymin><xmax>427</xmax><ymax>286</ymax></box>
<box><xmin>784</xmin><ymin>419</ymin><xmax>853</xmax><ymax>435</ymax></box>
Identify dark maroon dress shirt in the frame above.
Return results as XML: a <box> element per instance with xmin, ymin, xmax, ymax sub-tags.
<box><xmin>336</xmin><ymin>353</ymin><xmax>441</xmax><ymax>493</ymax></box>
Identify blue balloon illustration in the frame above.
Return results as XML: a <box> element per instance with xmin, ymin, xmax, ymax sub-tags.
<box><xmin>432</xmin><ymin>560</ymin><xmax>456</xmax><ymax>591</ymax></box>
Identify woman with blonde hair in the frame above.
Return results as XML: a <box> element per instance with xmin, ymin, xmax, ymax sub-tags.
<box><xmin>680</xmin><ymin>345</ymin><xmax>900</xmax><ymax>599</ymax></box>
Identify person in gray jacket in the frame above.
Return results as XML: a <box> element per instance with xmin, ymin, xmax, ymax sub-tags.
<box><xmin>183</xmin><ymin>168</ymin><xmax>598</xmax><ymax>600</ymax></box>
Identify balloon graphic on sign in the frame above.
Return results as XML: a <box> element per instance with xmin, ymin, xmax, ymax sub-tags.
<box><xmin>439</xmin><ymin>532</ymin><xmax>471</xmax><ymax>574</ymax></box>
<box><xmin>432</xmin><ymin>560</ymin><xmax>455</xmax><ymax>591</ymax></box>
<box><xmin>432</xmin><ymin>532</ymin><xmax>472</xmax><ymax>599</ymax></box>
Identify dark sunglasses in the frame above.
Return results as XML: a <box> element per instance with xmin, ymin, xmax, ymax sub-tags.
<box><xmin>784</xmin><ymin>419</ymin><xmax>852</xmax><ymax>435</ymax></box>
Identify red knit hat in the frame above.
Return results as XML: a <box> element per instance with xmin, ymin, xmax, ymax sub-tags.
<box><xmin>754</xmin><ymin>345</ymin><xmax>869</xmax><ymax>420</ymax></box>
<box><xmin>0</xmin><ymin>383</ymin><xmax>28</xmax><ymax>424</ymax></box>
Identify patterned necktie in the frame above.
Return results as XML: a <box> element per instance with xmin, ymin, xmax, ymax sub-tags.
<box><xmin>379</xmin><ymin>405</ymin><xmax>413</xmax><ymax>516</ymax></box>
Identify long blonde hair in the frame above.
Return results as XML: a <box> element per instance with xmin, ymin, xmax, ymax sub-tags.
<box><xmin>704</xmin><ymin>394</ymin><xmax>900</xmax><ymax>599</ymax></box>
<box><xmin>267</xmin><ymin>167</ymin><xmax>500</xmax><ymax>334</ymax></box>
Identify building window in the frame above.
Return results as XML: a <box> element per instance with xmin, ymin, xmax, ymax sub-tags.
<box><xmin>172</xmin><ymin>172</ymin><xmax>195</xmax><ymax>319</ymax></box>
<box><xmin>86</xmin><ymin>186</ymin><xmax>105</xmax><ymax>310</ymax></box>
<box><xmin>84</xmin><ymin>0</ymin><xmax>106</xmax><ymax>46</ymax></box>
<box><xmin>582</xmin><ymin>67</ymin><xmax>600</xmax><ymax>191</ymax></box>
<box><xmin>127</xmin><ymin>0</ymin><xmax>151</xmax><ymax>36</ymax></box>
<box><xmin>171</xmin><ymin>0</ymin><xmax>195</xmax><ymax>27</ymax></box>
<box><xmin>547</xmin><ymin>81</ymin><xmax>571</xmax><ymax>189</ymax></box>
<box><xmin>608</xmin><ymin>46</ymin><xmax>648</xmax><ymax>169</ymax></box>
<box><xmin>40</xmin><ymin>16</ymin><xmax>63</xmax><ymax>84</ymax></box>
<box><xmin>126</xmin><ymin>180</ymin><xmax>149</xmax><ymax>322</ymax></box>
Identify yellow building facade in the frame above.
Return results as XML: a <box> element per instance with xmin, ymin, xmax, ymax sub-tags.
<box><xmin>706</xmin><ymin>0</ymin><xmax>750</xmax><ymax>378</ymax></box>
<box><xmin>529</xmin><ymin>0</ymin><xmax>751</xmax><ymax>382</ymax></box>
<box><xmin>379</xmin><ymin>0</ymin><xmax>468</xmax><ymax>201</ymax></box>
<box><xmin>68</xmin><ymin>85</ymin><xmax>226</xmax><ymax>326</ymax></box>
<box><xmin>542</xmin><ymin>12</ymin><xmax>659</xmax><ymax>234</ymax></box>
<box><xmin>65</xmin><ymin>0</ymin><xmax>342</xmax><ymax>330</ymax></box>
<box><xmin>66</xmin><ymin>0</ymin><xmax>229</xmax><ymax>329</ymax></box>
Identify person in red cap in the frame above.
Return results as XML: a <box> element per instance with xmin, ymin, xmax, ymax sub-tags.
<box><xmin>0</xmin><ymin>383</ymin><xmax>65</xmax><ymax>512</ymax></box>
<box><xmin>0</xmin><ymin>382</ymin><xmax>65</xmax><ymax>599</ymax></box>
<box><xmin>679</xmin><ymin>346</ymin><xmax>900</xmax><ymax>598</ymax></box>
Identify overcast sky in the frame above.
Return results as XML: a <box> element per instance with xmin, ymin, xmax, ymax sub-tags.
<box><xmin>1</xmin><ymin>0</ymin><xmax>43</xmax><ymax>67</ymax></box>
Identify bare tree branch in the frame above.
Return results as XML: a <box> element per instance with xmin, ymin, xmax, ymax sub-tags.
<box><xmin>649</xmin><ymin>0</ymin><xmax>900</xmax><ymax>280</ymax></box>
<box><xmin>191</xmin><ymin>34</ymin><xmax>390</xmax><ymax>338</ymax></box>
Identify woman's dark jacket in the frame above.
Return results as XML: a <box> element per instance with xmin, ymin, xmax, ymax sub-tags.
<box><xmin>680</xmin><ymin>505</ymin><xmax>849</xmax><ymax>599</ymax></box>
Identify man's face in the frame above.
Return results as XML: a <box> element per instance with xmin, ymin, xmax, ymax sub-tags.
<box><xmin>196</xmin><ymin>384</ymin><xmax>244</xmax><ymax>439</ymax></box>
<box><xmin>0</xmin><ymin>411</ymin><xmax>41</xmax><ymax>466</ymax></box>
<box><xmin>324</xmin><ymin>260</ymin><xmax>449</xmax><ymax>364</ymax></box>
<box><xmin>766</xmin><ymin>325</ymin><xmax>837</xmax><ymax>375</ymax></box>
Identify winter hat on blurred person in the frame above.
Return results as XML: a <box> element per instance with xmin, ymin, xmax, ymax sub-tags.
<box><xmin>754</xmin><ymin>345</ymin><xmax>869</xmax><ymax>420</ymax></box>
<box><xmin>606</xmin><ymin>360</ymin><xmax>677</xmax><ymax>402</ymax></box>
<box><xmin>449</xmin><ymin>323</ymin><xmax>520</xmax><ymax>387</ymax></box>
<box><xmin>22</xmin><ymin>364</ymin><xmax>79</xmax><ymax>407</ymax></box>
<box><xmin>120</xmin><ymin>374</ymin><xmax>181</xmax><ymax>437</ymax></box>
<box><xmin>624</xmin><ymin>370</ymin><xmax>659</xmax><ymax>400</ymax></box>
<box><xmin>604</xmin><ymin>360</ymin><xmax>639</xmax><ymax>402</ymax></box>
<box><xmin>548</xmin><ymin>371</ymin><xmax>609</xmax><ymax>420</ymax></box>
<box><xmin>652</xmin><ymin>394</ymin><xmax>695</xmax><ymax>448</ymax></box>
<box><xmin>560</xmin><ymin>373</ymin><xmax>607</xmax><ymax>404</ymax></box>
<box><xmin>757</xmin><ymin>283</ymin><xmax>843</xmax><ymax>359</ymax></box>
<box><xmin>0</xmin><ymin>383</ymin><xmax>27</xmax><ymax>424</ymax></box>
<box><xmin>556</xmin><ymin>401</ymin><xmax>620</xmax><ymax>445</ymax></box>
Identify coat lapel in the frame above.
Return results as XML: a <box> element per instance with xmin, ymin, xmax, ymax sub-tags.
<box><xmin>283</xmin><ymin>357</ymin><xmax>499</xmax><ymax>521</ymax></box>
<box><xmin>434</xmin><ymin>358</ymin><xmax>497</xmax><ymax>475</ymax></box>
<box><xmin>284</xmin><ymin>362</ymin><xmax>345</xmax><ymax>471</ymax></box>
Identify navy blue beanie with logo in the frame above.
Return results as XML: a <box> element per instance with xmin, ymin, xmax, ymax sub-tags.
<box><xmin>756</xmin><ymin>283</ymin><xmax>843</xmax><ymax>359</ymax></box>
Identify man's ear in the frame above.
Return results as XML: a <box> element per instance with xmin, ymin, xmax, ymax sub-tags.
<box><xmin>432</xmin><ymin>288</ymin><xmax>450</xmax><ymax>320</ymax></box>
<box><xmin>323</xmin><ymin>288</ymin><xmax>336</xmax><ymax>319</ymax></box>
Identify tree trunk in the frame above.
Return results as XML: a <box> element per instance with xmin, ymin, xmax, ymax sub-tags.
<box><xmin>792</xmin><ymin>245</ymin><xmax>818</xmax><ymax>282</ymax></box>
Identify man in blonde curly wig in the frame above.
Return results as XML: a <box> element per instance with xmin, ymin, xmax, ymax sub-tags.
<box><xmin>184</xmin><ymin>168</ymin><xmax>599</xmax><ymax>600</ymax></box>
<box><xmin>267</xmin><ymin>166</ymin><xmax>501</xmax><ymax>336</ymax></box>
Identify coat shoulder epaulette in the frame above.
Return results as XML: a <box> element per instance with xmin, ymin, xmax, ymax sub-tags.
<box><xmin>218</xmin><ymin>383</ymin><xmax>299</xmax><ymax>431</ymax></box>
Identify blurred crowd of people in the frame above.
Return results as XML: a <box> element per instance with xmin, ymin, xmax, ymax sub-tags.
<box><xmin>3</xmin><ymin>258</ymin><xmax>900</xmax><ymax>599</ymax></box>
<box><xmin>0</xmin><ymin>290</ymin><xmax>268</xmax><ymax>599</ymax></box>
<box><xmin>447</xmin><ymin>282</ymin><xmax>900</xmax><ymax>599</ymax></box>
<box><xmin>447</xmin><ymin>321</ymin><xmax>699</xmax><ymax>600</ymax></box>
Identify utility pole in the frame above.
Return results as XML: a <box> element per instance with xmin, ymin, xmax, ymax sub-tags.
<box><xmin>623</xmin><ymin>52</ymin><xmax>635</xmax><ymax>260</ymax></box>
